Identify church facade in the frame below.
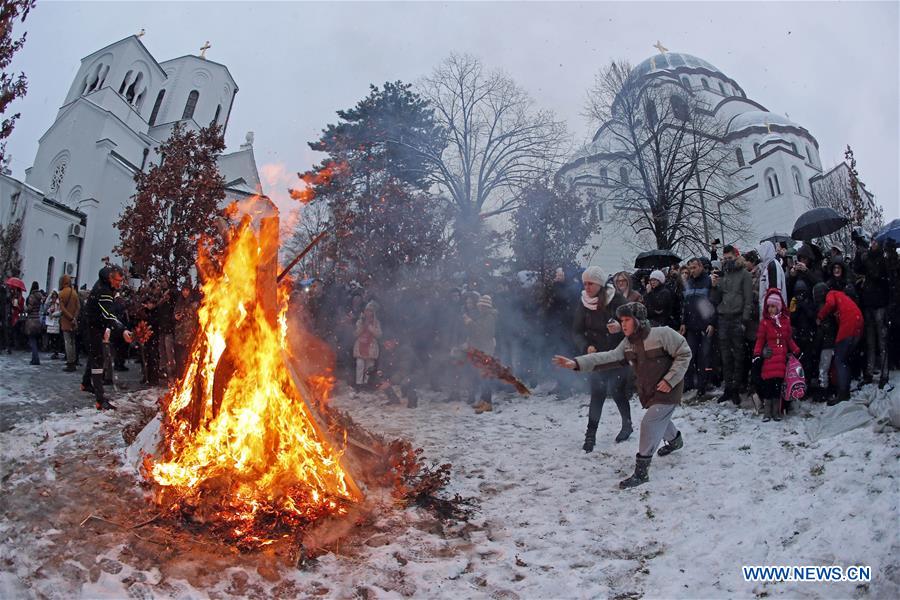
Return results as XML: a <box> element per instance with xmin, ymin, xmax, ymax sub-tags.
<box><xmin>558</xmin><ymin>51</ymin><xmax>863</xmax><ymax>274</ymax></box>
<box><xmin>0</xmin><ymin>35</ymin><xmax>263</xmax><ymax>290</ymax></box>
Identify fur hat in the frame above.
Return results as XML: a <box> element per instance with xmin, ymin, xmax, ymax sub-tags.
<box><xmin>477</xmin><ymin>294</ymin><xmax>493</xmax><ymax>309</ymax></box>
<box><xmin>581</xmin><ymin>266</ymin><xmax>606</xmax><ymax>286</ymax></box>
<box><xmin>615</xmin><ymin>302</ymin><xmax>650</xmax><ymax>331</ymax></box>
<box><xmin>649</xmin><ymin>270</ymin><xmax>665</xmax><ymax>284</ymax></box>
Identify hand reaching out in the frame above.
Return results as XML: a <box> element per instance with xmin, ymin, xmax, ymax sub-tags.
<box><xmin>552</xmin><ymin>355</ymin><xmax>577</xmax><ymax>370</ymax></box>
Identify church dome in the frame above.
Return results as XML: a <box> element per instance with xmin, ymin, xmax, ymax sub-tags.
<box><xmin>631</xmin><ymin>52</ymin><xmax>725</xmax><ymax>79</ymax></box>
<box><xmin>727</xmin><ymin>110</ymin><xmax>802</xmax><ymax>134</ymax></box>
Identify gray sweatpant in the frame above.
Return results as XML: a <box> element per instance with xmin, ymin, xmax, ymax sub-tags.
<box><xmin>638</xmin><ymin>404</ymin><xmax>678</xmax><ymax>456</ymax></box>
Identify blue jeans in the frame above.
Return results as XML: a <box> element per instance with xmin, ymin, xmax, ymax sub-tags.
<box><xmin>28</xmin><ymin>334</ymin><xmax>40</xmax><ymax>364</ymax></box>
<box><xmin>685</xmin><ymin>328</ymin><xmax>713</xmax><ymax>391</ymax></box>
<box><xmin>834</xmin><ymin>336</ymin><xmax>860</xmax><ymax>396</ymax></box>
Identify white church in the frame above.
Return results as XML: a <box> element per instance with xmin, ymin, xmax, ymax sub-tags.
<box><xmin>559</xmin><ymin>50</ymin><xmax>871</xmax><ymax>273</ymax></box>
<box><xmin>0</xmin><ymin>34</ymin><xmax>264</xmax><ymax>290</ymax></box>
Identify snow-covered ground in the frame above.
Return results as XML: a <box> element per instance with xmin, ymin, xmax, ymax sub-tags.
<box><xmin>1</xmin><ymin>353</ymin><xmax>898</xmax><ymax>599</ymax></box>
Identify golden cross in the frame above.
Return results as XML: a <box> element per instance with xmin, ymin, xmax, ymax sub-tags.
<box><xmin>136</xmin><ymin>28</ymin><xmax>145</xmax><ymax>39</ymax></box>
<box><xmin>200</xmin><ymin>41</ymin><xmax>211</xmax><ymax>59</ymax></box>
<box><xmin>653</xmin><ymin>40</ymin><xmax>668</xmax><ymax>54</ymax></box>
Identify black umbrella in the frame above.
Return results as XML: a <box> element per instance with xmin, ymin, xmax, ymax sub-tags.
<box><xmin>760</xmin><ymin>232</ymin><xmax>793</xmax><ymax>245</ymax></box>
<box><xmin>634</xmin><ymin>249</ymin><xmax>681</xmax><ymax>269</ymax></box>
<box><xmin>791</xmin><ymin>207</ymin><xmax>849</xmax><ymax>241</ymax></box>
<box><xmin>875</xmin><ymin>218</ymin><xmax>900</xmax><ymax>244</ymax></box>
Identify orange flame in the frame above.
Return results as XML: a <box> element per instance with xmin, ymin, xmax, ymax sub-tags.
<box><xmin>288</xmin><ymin>161</ymin><xmax>348</xmax><ymax>204</ymax></box>
<box><xmin>145</xmin><ymin>203</ymin><xmax>360</xmax><ymax>545</ymax></box>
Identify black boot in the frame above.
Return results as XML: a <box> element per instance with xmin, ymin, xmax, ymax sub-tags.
<box><xmin>615</xmin><ymin>420</ymin><xmax>632</xmax><ymax>443</ymax></box>
<box><xmin>763</xmin><ymin>398</ymin><xmax>772</xmax><ymax>421</ymax></box>
<box><xmin>619</xmin><ymin>454</ymin><xmax>651</xmax><ymax>489</ymax></box>
<box><xmin>657</xmin><ymin>431</ymin><xmax>683</xmax><ymax>456</ymax></box>
<box><xmin>583</xmin><ymin>419</ymin><xmax>599</xmax><ymax>452</ymax></box>
<box><xmin>614</xmin><ymin>397</ymin><xmax>632</xmax><ymax>442</ymax></box>
<box><xmin>92</xmin><ymin>374</ymin><xmax>115</xmax><ymax>410</ymax></box>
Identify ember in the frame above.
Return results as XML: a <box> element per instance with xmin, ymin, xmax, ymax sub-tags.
<box><xmin>143</xmin><ymin>200</ymin><xmax>361</xmax><ymax>547</ymax></box>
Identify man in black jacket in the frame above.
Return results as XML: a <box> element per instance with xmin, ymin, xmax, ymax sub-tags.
<box><xmin>709</xmin><ymin>246</ymin><xmax>753</xmax><ymax>404</ymax></box>
<box><xmin>853</xmin><ymin>236</ymin><xmax>890</xmax><ymax>387</ymax></box>
<box><xmin>81</xmin><ymin>266</ymin><xmax>133</xmax><ymax>410</ymax></box>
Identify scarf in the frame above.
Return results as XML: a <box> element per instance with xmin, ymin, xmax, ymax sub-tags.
<box><xmin>581</xmin><ymin>290</ymin><xmax>600</xmax><ymax>311</ymax></box>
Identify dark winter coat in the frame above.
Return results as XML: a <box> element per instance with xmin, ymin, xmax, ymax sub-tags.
<box><xmin>24</xmin><ymin>291</ymin><xmax>44</xmax><ymax>336</ymax></box>
<box><xmin>83</xmin><ymin>278</ymin><xmax>125</xmax><ymax>344</ymax></box>
<box><xmin>644</xmin><ymin>285</ymin><xmax>677</xmax><ymax>329</ymax></box>
<box><xmin>574</xmin><ymin>325</ymin><xmax>692</xmax><ymax>409</ymax></box>
<box><xmin>826</xmin><ymin>258</ymin><xmax>858</xmax><ymax>301</ymax></box>
<box><xmin>818</xmin><ymin>289</ymin><xmax>864</xmax><ymax>343</ymax></box>
<box><xmin>682</xmin><ymin>272</ymin><xmax>716</xmax><ymax>330</ymax></box>
<box><xmin>753</xmin><ymin>289</ymin><xmax>800</xmax><ymax>380</ymax></box>
<box><xmin>572</xmin><ymin>286</ymin><xmax>626</xmax><ymax>354</ymax></box>
<box><xmin>852</xmin><ymin>248</ymin><xmax>889</xmax><ymax>309</ymax></box>
<box><xmin>709</xmin><ymin>258</ymin><xmax>753</xmax><ymax>321</ymax></box>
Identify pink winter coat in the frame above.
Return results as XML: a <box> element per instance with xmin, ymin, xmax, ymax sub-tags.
<box><xmin>753</xmin><ymin>288</ymin><xmax>800</xmax><ymax>380</ymax></box>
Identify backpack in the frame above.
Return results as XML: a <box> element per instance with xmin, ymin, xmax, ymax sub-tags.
<box><xmin>783</xmin><ymin>354</ymin><xmax>806</xmax><ymax>403</ymax></box>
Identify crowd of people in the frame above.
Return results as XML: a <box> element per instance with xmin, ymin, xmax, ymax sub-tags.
<box><xmin>2</xmin><ymin>230</ymin><xmax>897</xmax><ymax>427</ymax></box>
<box><xmin>1</xmin><ymin>265</ymin><xmax>200</xmax><ymax>410</ymax></box>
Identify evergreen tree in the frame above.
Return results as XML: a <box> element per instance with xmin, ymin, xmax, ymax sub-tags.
<box><xmin>0</xmin><ymin>215</ymin><xmax>22</xmax><ymax>278</ymax></box>
<box><xmin>295</xmin><ymin>82</ymin><xmax>449</xmax><ymax>283</ymax></box>
<box><xmin>511</xmin><ymin>180</ymin><xmax>596</xmax><ymax>278</ymax></box>
<box><xmin>115</xmin><ymin>123</ymin><xmax>227</xmax><ymax>283</ymax></box>
<box><xmin>0</xmin><ymin>0</ymin><xmax>37</xmax><ymax>166</ymax></box>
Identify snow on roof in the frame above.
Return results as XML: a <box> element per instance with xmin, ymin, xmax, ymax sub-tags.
<box><xmin>727</xmin><ymin>110</ymin><xmax>802</xmax><ymax>134</ymax></box>
<box><xmin>631</xmin><ymin>52</ymin><xmax>723</xmax><ymax>79</ymax></box>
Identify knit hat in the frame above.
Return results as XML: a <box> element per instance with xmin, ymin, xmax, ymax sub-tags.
<box><xmin>477</xmin><ymin>294</ymin><xmax>493</xmax><ymax>309</ymax></box>
<box><xmin>581</xmin><ymin>266</ymin><xmax>606</xmax><ymax>286</ymax></box>
<box><xmin>650</xmin><ymin>270</ymin><xmax>665</xmax><ymax>284</ymax></box>
<box><xmin>615</xmin><ymin>302</ymin><xmax>650</xmax><ymax>331</ymax></box>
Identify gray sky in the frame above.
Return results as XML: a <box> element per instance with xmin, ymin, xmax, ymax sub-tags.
<box><xmin>6</xmin><ymin>1</ymin><xmax>899</xmax><ymax>222</ymax></box>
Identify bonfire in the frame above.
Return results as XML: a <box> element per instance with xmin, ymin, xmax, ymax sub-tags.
<box><xmin>143</xmin><ymin>201</ymin><xmax>361</xmax><ymax>547</ymax></box>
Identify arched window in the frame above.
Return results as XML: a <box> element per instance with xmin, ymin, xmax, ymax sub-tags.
<box><xmin>620</xmin><ymin>166</ymin><xmax>630</xmax><ymax>185</ymax></box>
<box><xmin>97</xmin><ymin>64</ymin><xmax>109</xmax><ymax>89</ymax></box>
<box><xmin>125</xmin><ymin>72</ymin><xmax>143</xmax><ymax>104</ymax></box>
<box><xmin>765</xmin><ymin>169</ymin><xmax>781</xmax><ymax>198</ymax></box>
<box><xmin>118</xmin><ymin>70</ymin><xmax>134</xmax><ymax>94</ymax></box>
<box><xmin>644</xmin><ymin>100</ymin><xmax>658</xmax><ymax>127</ymax></box>
<box><xmin>211</xmin><ymin>104</ymin><xmax>221</xmax><ymax>127</ymax></box>
<box><xmin>46</xmin><ymin>257</ymin><xmax>55</xmax><ymax>292</ymax></box>
<box><xmin>671</xmin><ymin>95</ymin><xmax>689</xmax><ymax>121</ymax></box>
<box><xmin>735</xmin><ymin>148</ymin><xmax>745</xmax><ymax>167</ymax></box>
<box><xmin>148</xmin><ymin>89</ymin><xmax>165</xmax><ymax>126</ymax></box>
<box><xmin>50</xmin><ymin>160</ymin><xmax>67</xmax><ymax>195</ymax></box>
<box><xmin>681</xmin><ymin>76</ymin><xmax>690</xmax><ymax>89</ymax></box>
<box><xmin>792</xmin><ymin>168</ymin><xmax>804</xmax><ymax>195</ymax></box>
<box><xmin>753</xmin><ymin>143</ymin><xmax>761</xmax><ymax>157</ymax></box>
<box><xmin>805</xmin><ymin>145</ymin><xmax>815</xmax><ymax>166</ymax></box>
<box><xmin>718</xmin><ymin>81</ymin><xmax>726</xmax><ymax>95</ymax></box>
<box><xmin>701</xmin><ymin>78</ymin><xmax>710</xmax><ymax>90</ymax></box>
<box><xmin>182</xmin><ymin>90</ymin><xmax>199</xmax><ymax>120</ymax></box>
<box><xmin>599</xmin><ymin>167</ymin><xmax>608</xmax><ymax>185</ymax></box>
<box><xmin>596</xmin><ymin>202</ymin><xmax>605</xmax><ymax>222</ymax></box>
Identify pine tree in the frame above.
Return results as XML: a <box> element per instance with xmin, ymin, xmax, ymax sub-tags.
<box><xmin>511</xmin><ymin>180</ymin><xmax>596</xmax><ymax>280</ymax></box>
<box><xmin>115</xmin><ymin>123</ymin><xmax>227</xmax><ymax>284</ymax></box>
<box><xmin>0</xmin><ymin>0</ymin><xmax>37</xmax><ymax>166</ymax></box>
<box><xmin>295</xmin><ymin>82</ymin><xmax>448</xmax><ymax>284</ymax></box>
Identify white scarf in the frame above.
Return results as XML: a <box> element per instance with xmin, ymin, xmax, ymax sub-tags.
<box><xmin>581</xmin><ymin>290</ymin><xmax>600</xmax><ymax>310</ymax></box>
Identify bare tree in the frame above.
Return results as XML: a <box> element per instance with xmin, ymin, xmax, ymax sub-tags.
<box><xmin>810</xmin><ymin>150</ymin><xmax>883</xmax><ymax>255</ymax></box>
<box><xmin>415</xmin><ymin>54</ymin><xmax>567</xmax><ymax>266</ymax></box>
<box><xmin>281</xmin><ymin>199</ymin><xmax>331</xmax><ymax>281</ymax></box>
<box><xmin>583</xmin><ymin>60</ymin><xmax>745</xmax><ymax>256</ymax></box>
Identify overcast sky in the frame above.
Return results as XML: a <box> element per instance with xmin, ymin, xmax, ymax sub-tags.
<box><xmin>6</xmin><ymin>1</ymin><xmax>899</xmax><ymax>222</ymax></box>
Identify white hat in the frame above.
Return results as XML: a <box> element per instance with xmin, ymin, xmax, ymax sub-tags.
<box><xmin>581</xmin><ymin>266</ymin><xmax>606</xmax><ymax>286</ymax></box>
<box><xmin>650</xmin><ymin>270</ymin><xmax>665</xmax><ymax>284</ymax></box>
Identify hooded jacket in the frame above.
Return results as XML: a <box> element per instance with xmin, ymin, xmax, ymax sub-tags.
<box><xmin>709</xmin><ymin>256</ymin><xmax>753</xmax><ymax>320</ymax></box>
<box><xmin>682</xmin><ymin>271</ymin><xmax>716</xmax><ymax>330</ymax></box>
<box><xmin>57</xmin><ymin>274</ymin><xmax>80</xmax><ymax>332</ymax></box>
<box><xmin>753</xmin><ymin>289</ymin><xmax>800</xmax><ymax>380</ymax></box>
<box><xmin>817</xmin><ymin>288</ymin><xmax>864</xmax><ymax>343</ymax></box>
<box><xmin>851</xmin><ymin>248</ymin><xmax>889</xmax><ymax>309</ymax></box>
<box><xmin>574</xmin><ymin>324</ymin><xmax>692</xmax><ymax>409</ymax></box>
